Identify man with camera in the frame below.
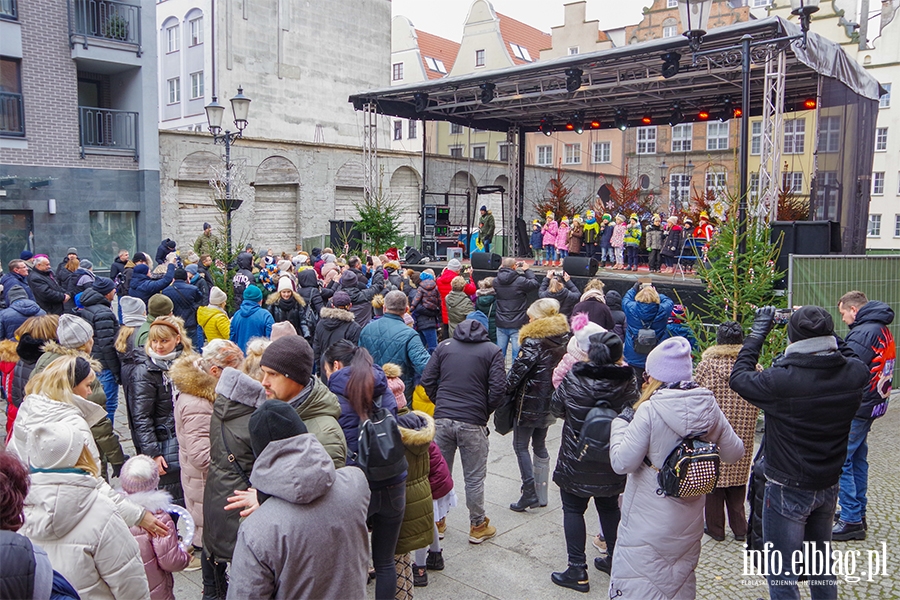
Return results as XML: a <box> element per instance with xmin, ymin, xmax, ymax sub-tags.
<box><xmin>493</xmin><ymin>257</ymin><xmax>539</xmax><ymax>360</ymax></box>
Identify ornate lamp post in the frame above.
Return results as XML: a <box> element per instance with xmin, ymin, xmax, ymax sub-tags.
<box><xmin>205</xmin><ymin>87</ymin><xmax>251</xmax><ymax>255</ymax></box>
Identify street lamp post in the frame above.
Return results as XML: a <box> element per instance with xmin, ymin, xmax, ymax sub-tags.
<box><xmin>205</xmin><ymin>88</ymin><xmax>251</xmax><ymax>256</ymax></box>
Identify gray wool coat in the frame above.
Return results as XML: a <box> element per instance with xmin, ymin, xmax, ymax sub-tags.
<box><xmin>608</xmin><ymin>384</ymin><xmax>743</xmax><ymax>600</ymax></box>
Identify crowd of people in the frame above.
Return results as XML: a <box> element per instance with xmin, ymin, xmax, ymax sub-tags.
<box><xmin>0</xmin><ymin>224</ymin><xmax>893</xmax><ymax>600</ymax></box>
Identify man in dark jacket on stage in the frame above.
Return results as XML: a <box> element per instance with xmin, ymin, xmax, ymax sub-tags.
<box><xmin>832</xmin><ymin>291</ymin><xmax>895</xmax><ymax>541</ymax></box>
<box><xmin>730</xmin><ymin>305</ymin><xmax>869</xmax><ymax>599</ymax></box>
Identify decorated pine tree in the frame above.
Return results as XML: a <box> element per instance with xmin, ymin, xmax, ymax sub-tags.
<box><xmin>532</xmin><ymin>166</ymin><xmax>585</xmax><ymax>219</ymax></box>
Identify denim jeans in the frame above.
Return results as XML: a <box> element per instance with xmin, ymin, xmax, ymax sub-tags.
<box><xmin>838</xmin><ymin>417</ymin><xmax>872</xmax><ymax>524</ymax></box>
<box><xmin>558</xmin><ymin>249</ymin><xmax>568</xmax><ymax>262</ymax></box>
<box><xmin>763</xmin><ymin>480</ymin><xmax>839</xmax><ymax>600</ymax></box>
<box><xmin>434</xmin><ymin>418</ymin><xmax>489</xmax><ymax>526</ymax></box>
<box><xmin>545</xmin><ymin>246</ymin><xmax>557</xmax><ymax>262</ymax></box>
<box><xmin>496</xmin><ymin>327</ymin><xmax>520</xmax><ymax>361</ymax></box>
<box><xmin>600</xmin><ymin>246</ymin><xmax>612</xmax><ymax>263</ymax></box>
<box><xmin>512</xmin><ymin>425</ymin><xmax>549</xmax><ymax>486</ymax></box>
<box><xmin>560</xmin><ymin>489</ymin><xmax>620</xmax><ymax>565</ymax></box>
<box><xmin>97</xmin><ymin>369</ymin><xmax>118</xmax><ymax>424</ymax></box>
<box><xmin>625</xmin><ymin>246</ymin><xmax>639</xmax><ymax>269</ymax></box>
<box><xmin>194</xmin><ymin>325</ymin><xmax>206</xmax><ymax>352</ymax></box>
<box><xmin>368</xmin><ymin>482</ymin><xmax>406</xmax><ymax>600</ymax></box>
<box><xmin>419</xmin><ymin>328</ymin><xmax>438</xmax><ymax>354</ymax></box>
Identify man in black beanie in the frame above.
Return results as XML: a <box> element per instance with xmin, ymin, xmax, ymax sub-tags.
<box><xmin>229</xmin><ymin>399</ymin><xmax>370</xmax><ymax>599</ymax></box>
<box><xmin>730</xmin><ymin>306</ymin><xmax>869</xmax><ymax>599</ymax></box>
<box><xmin>259</xmin><ymin>335</ymin><xmax>347</xmax><ymax>468</ymax></box>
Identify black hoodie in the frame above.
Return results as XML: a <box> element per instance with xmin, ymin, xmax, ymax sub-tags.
<box><xmin>296</xmin><ymin>269</ymin><xmax>325</xmax><ymax>316</ymax></box>
<box><xmin>420</xmin><ymin>320</ymin><xmax>506</xmax><ymax>426</ymax></box>
<box><xmin>313</xmin><ymin>307</ymin><xmax>361</xmax><ymax>375</ymax></box>
<box><xmin>845</xmin><ymin>300</ymin><xmax>895</xmax><ymax>419</ymax></box>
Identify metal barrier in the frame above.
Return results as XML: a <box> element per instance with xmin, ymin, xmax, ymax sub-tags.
<box><xmin>78</xmin><ymin>106</ymin><xmax>139</xmax><ymax>160</ymax></box>
<box><xmin>0</xmin><ymin>92</ymin><xmax>24</xmax><ymax>136</ymax></box>
<box><xmin>788</xmin><ymin>254</ymin><xmax>899</xmax><ymax>389</ymax></box>
<box><xmin>69</xmin><ymin>0</ymin><xmax>141</xmax><ymax>51</ymax></box>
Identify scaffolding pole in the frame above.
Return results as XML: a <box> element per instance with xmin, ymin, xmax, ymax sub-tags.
<box><xmin>759</xmin><ymin>49</ymin><xmax>786</xmax><ymax>222</ymax></box>
<box><xmin>362</xmin><ymin>103</ymin><xmax>378</xmax><ymax>202</ymax></box>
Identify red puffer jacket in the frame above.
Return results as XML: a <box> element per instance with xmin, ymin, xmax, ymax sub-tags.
<box><xmin>427</xmin><ymin>440</ymin><xmax>453</xmax><ymax>500</ymax></box>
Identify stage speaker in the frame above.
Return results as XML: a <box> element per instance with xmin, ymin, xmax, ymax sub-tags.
<box><xmin>471</xmin><ymin>251</ymin><xmax>502</xmax><ymax>270</ymax></box>
<box><xmin>771</xmin><ymin>221</ymin><xmax>841</xmax><ymax>289</ymax></box>
<box><xmin>405</xmin><ymin>247</ymin><xmax>426</xmax><ymax>265</ymax></box>
<box><xmin>563</xmin><ymin>256</ymin><xmax>599</xmax><ymax>278</ymax></box>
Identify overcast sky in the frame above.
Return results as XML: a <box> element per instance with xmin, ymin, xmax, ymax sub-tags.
<box><xmin>390</xmin><ymin>0</ymin><xmax>648</xmax><ymax>42</ymax></box>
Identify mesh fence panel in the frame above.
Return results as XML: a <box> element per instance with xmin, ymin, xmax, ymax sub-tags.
<box><xmin>789</xmin><ymin>255</ymin><xmax>899</xmax><ymax>390</ymax></box>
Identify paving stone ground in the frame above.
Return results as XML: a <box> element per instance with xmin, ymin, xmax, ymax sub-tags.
<box><xmin>6</xmin><ymin>387</ymin><xmax>897</xmax><ymax>599</ymax></box>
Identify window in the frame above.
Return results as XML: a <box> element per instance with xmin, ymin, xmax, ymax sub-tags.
<box><xmin>663</xmin><ymin>25</ymin><xmax>677</xmax><ymax>38</ymax></box>
<box><xmin>408</xmin><ymin>120</ymin><xmax>417</xmax><ymax>139</ymax></box>
<box><xmin>894</xmin><ymin>214</ymin><xmax>900</xmax><ymax>238</ymax></box>
<box><xmin>876</xmin><ymin>127</ymin><xmax>888</xmax><ymax>151</ymax></box>
<box><xmin>90</xmin><ymin>212</ymin><xmax>136</xmax><ymax>270</ymax></box>
<box><xmin>706</xmin><ymin>122</ymin><xmax>729</xmax><ymax>150</ymax></box>
<box><xmin>782</xmin><ymin>172</ymin><xmax>803</xmax><ymax>193</ymax></box>
<box><xmin>568</xmin><ymin>47</ymin><xmax>579</xmax><ymax>56</ymax></box>
<box><xmin>784</xmin><ymin>118</ymin><xmax>805</xmax><ymax>154</ymax></box>
<box><xmin>0</xmin><ymin>57</ymin><xmax>24</xmax><ymax>136</ymax></box>
<box><xmin>667</xmin><ymin>0</ymin><xmax>678</xmax><ymax>7</ymax></box>
<box><xmin>472</xmin><ymin>145</ymin><xmax>486</xmax><ymax>160</ymax></box>
<box><xmin>818</xmin><ymin>116</ymin><xmax>841</xmax><ymax>153</ymax></box>
<box><xmin>868</xmin><ymin>214</ymin><xmax>881</xmax><ymax>237</ymax></box>
<box><xmin>670</xmin><ymin>174</ymin><xmax>692</xmax><ymax>208</ymax></box>
<box><xmin>873</xmin><ymin>172</ymin><xmax>885</xmax><ymax>195</ymax></box>
<box><xmin>166</xmin><ymin>25</ymin><xmax>179</xmax><ymax>53</ymax></box>
<box><xmin>564</xmin><ymin>143</ymin><xmax>581</xmax><ymax>165</ymax></box>
<box><xmin>392</xmin><ymin>63</ymin><xmax>403</xmax><ymax>81</ymax></box>
<box><xmin>592</xmin><ymin>141</ymin><xmax>611</xmax><ymax>163</ymax></box>
<box><xmin>167</xmin><ymin>77</ymin><xmax>180</xmax><ymax>104</ymax></box>
<box><xmin>752</xmin><ymin>0</ymin><xmax>770</xmax><ymax>6</ymax></box>
<box><xmin>672</xmin><ymin>123</ymin><xmax>692</xmax><ymax>152</ymax></box>
<box><xmin>637</xmin><ymin>126</ymin><xmax>657</xmax><ymax>154</ymax></box>
<box><xmin>510</xmin><ymin>43</ymin><xmax>532</xmax><ymax>62</ymax></box>
<box><xmin>498</xmin><ymin>143</ymin><xmax>509</xmax><ymax>162</ymax></box>
<box><xmin>189</xmin><ymin>17</ymin><xmax>203</xmax><ymax>46</ymax></box>
<box><xmin>749</xmin><ymin>172</ymin><xmax>760</xmax><ymax>202</ymax></box>
<box><xmin>449</xmin><ymin>123</ymin><xmax>462</xmax><ymax>135</ymax></box>
<box><xmin>880</xmin><ymin>83</ymin><xmax>891</xmax><ymax>108</ymax></box>
<box><xmin>536</xmin><ymin>145</ymin><xmax>553</xmax><ymax>166</ymax></box>
<box><xmin>706</xmin><ymin>171</ymin><xmax>727</xmax><ymax>200</ymax></box>
<box><xmin>815</xmin><ymin>171</ymin><xmax>839</xmax><ymax>220</ymax></box>
<box><xmin>475</xmin><ymin>49</ymin><xmax>485</xmax><ymax>67</ymax></box>
<box><xmin>751</xmin><ymin>121</ymin><xmax>762</xmax><ymax>155</ymax></box>
<box><xmin>449</xmin><ymin>146</ymin><xmax>463</xmax><ymax>158</ymax></box>
<box><xmin>189</xmin><ymin>71</ymin><xmax>204</xmax><ymax>99</ymax></box>
<box><xmin>393</xmin><ymin>120</ymin><xmax>402</xmax><ymax>141</ymax></box>
<box><xmin>424</xmin><ymin>57</ymin><xmax>446</xmax><ymax>73</ymax></box>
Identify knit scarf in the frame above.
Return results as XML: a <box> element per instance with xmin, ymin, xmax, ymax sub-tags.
<box><xmin>784</xmin><ymin>335</ymin><xmax>838</xmax><ymax>356</ymax></box>
<box><xmin>583</xmin><ymin>219</ymin><xmax>600</xmax><ymax>235</ymax></box>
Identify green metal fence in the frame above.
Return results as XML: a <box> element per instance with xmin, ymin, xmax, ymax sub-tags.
<box><xmin>788</xmin><ymin>255</ymin><xmax>899</xmax><ymax>389</ymax></box>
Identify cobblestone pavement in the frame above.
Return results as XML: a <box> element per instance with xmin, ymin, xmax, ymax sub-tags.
<box><xmin>6</xmin><ymin>388</ymin><xmax>897</xmax><ymax>599</ymax></box>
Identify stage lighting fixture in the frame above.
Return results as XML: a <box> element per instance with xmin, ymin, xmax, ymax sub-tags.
<box><xmin>668</xmin><ymin>103</ymin><xmax>684</xmax><ymax>126</ymax></box>
<box><xmin>718</xmin><ymin>97</ymin><xmax>735</xmax><ymax>122</ymax></box>
<box><xmin>698</xmin><ymin>109</ymin><xmax>710</xmax><ymax>121</ymax></box>
<box><xmin>803</xmin><ymin>97</ymin><xmax>817</xmax><ymax>109</ymax></box>
<box><xmin>565</xmin><ymin>68</ymin><xmax>583</xmax><ymax>93</ymax></box>
<box><xmin>590</xmin><ymin>119</ymin><xmax>601</xmax><ymax>129</ymax></box>
<box><xmin>479</xmin><ymin>82</ymin><xmax>495</xmax><ymax>104</ymax></box>
<box><xmin>661</xmin><ymin>51</ymin><xmax>681</xmax><ymax>79</ymax></box>
<box><xmin>540</xmin><ymin>117</ymin><xmax>554</xmax><ymax>136</ymax></box>
<box><xmin>614</xmin><ymin>109</ymin><xmax>628</xmax><ymax>131</ymax></box>
<box><xmin>414</xmin><ymin>92</ymin><xmax>429</xmax><ymax>113</ymax></box>
<box><xmin>569</xmin><ymin>112</ymin><xmax>584</xmax><ymax>134</ymax></box>
<box><xmin>641</xmin><ymin>113</ymin><xmax>653</xmax><ymax>125</ymax></box>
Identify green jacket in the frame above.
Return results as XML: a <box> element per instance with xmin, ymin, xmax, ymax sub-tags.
<box><xmin>292</xmin><ymin>377</ymin><xmax>347</xmax><ymax>469</ymax></box>
<box><xmin>395</xmin><ymin>411</ymin><xmax>435</xmax><ymax>555</ymax></box>
<box><xmin>135</xmin><ymin>314</ymin><xmax>154</xmax><ymax>347</ymax></box>
<box><xmin>479</xmin><ymin>211</ymin><xmax>495</xmax><ymax>240</ymax></box>
<box><xmin>194</xmin><ymin>232</ymin><xmax>221</xmax><ymax>257</ymax></box>
<box><xmin>445</xmin><ymin>291</ymin><xmax>474</xmax><ymax>336</ymax></box>
<box><xmin>624</xmin><ymin>223</ymin><xmax>643</xmax><ymax>247</ymax></box>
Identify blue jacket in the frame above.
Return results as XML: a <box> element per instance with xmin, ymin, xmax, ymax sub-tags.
<box><xmin>530</xmin><ymin>228</ymin><xmax>543</xmax><ymax>250</ymax></box>
<box><xmin>600</xmin><ymin>223</ymin><xmax>615</xmax><ymax>247</ymax></box>
<box><xmin>229</xmin><ymin>299</ymin><xmax>274</xmax><ymax>352</ymax></box>
<box><xmin>666</xmin><ymin>322</ymin><xmax>698</xmax><ymax>351</ymax></box>
<box><xmin>129</xmin><ymin>264</ymin><xmax>175</xmax><ymax>305</ymax></box>
<box><xmin>358</xmin><ymin>313</ymin><xmax>431</xmax><ymax>397</ymax></box>
<box><xmin>622</xmin><ymin>287</ymin><xmax>674</xmax><ymax>368</ymax></box>
<box><xmin>0</xmin><ymin>299</ymin><xmax>45</xmax><ymax>340</ymax></box>
<box><xmin>0</xmin><ymin>273</ymin><xmax>34</xmax><ymax>307</ymax></box>
<box><xmin>328</xmin><ymin>364</ymin><xmax>397</xmax><ymax>465</ymax></box>
<box><xmin>163</xmin><ymin>280</ymin><xmax>203</xmax><ymax>330</ymax></box>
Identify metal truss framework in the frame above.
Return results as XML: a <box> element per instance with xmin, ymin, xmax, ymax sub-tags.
<box><xmin>362</xmin><ymin>102</ymin><xmax>377</xmax><ymax>202</ymax></box>
<box><xmin>760</xmin><ymin>50</ymin><xmax>787</xmax><ymax>221</ymax></box>
<box><xmin>506</xmin><ymin>125</ymin><xmax>520</xmax><ymax>253</ymax></box>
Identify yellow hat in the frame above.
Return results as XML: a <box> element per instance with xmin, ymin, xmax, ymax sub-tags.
<box><xmin>561</xmin><ymin>216</ymin><xmax>569</xmax><ymax>222</ymax></box>
<box><xmin>532</xmin><ymin>219</ymin><xmax>540</xmax><ymax>225</ymax></box>
<box><xmin>629</xmin><ymin>213</ymin><xmax>638</xmax><ymax>220</ymax></box>
<box><xmin>574</xmin><ymin>213</ymin><xmax>581</xmax><ymax>219</ymax></box>
<box><xmin>700</xmin><ymin>211</ymin><xmax>709</xmax><ymax>219</ymax></box>
<box><xmin>546</xmin><ymin>210</ymin><xmax>555</xmax><ymax>218</ymax></box>
<box><xmin>586</xmin><ymin>210</ymin><xmax>594</xmax><ymax>218</ymax></box>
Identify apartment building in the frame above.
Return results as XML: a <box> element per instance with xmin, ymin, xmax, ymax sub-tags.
<box><xmin>156</xmin><ymin>0</ymin><xmax>211</xmax><ymax>131</ymax></box>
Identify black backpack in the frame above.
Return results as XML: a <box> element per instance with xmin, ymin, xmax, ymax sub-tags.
<box><xmin>645</xmin><ymin>435</ymin><xmax>720</xmax><ymax>498</ymax></box>
<box><xmin>575</xmin><ymin>403</ymin><xmax>618</xmax><ymax>465</ymax></box>
<box><xmin>356</xmin><ymin>397</ymin><xmax>408</xmax><ymax>482</ymax></box>
<box><xmin>634</xmin><ymin>318</ymin><xmax>658</xmax><ymax>354</ymax></box>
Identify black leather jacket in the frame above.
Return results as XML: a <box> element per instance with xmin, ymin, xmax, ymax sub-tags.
<box><xmin>506</xmin><ymin>314</ymin><xmax>569</xmax><ymax>429</ymax></box>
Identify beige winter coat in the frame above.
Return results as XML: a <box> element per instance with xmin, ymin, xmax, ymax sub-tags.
<box><xmin>21</xmin><ymin>470</ymin><xmax>149</xmax><ymax>600</ymax></box>
<box><xmin>171</xmin><ymin>354</ymin><xmax>217</xmax><ymax>547</ymax></box>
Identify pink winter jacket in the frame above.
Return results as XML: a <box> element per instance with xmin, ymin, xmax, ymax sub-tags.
<box><xmin>552</xmin><ymin>337</ymin><xmax>590</xmax><ymax>388</ymax></box>
<box><xmin>171</xmin><ymin>356</ymin><xmax>217</xmax><ymax>548</ymax></box>
<box><xmin>542</xmin><ymin>221</ymin><xmax>558</xmax><ymax>247</ymax></box>
<box><xmin>556</xmin><ymin>223</ymin><xmax>570</xmax><ymax>250</ymax></box>
<box><xmin>610</xmin><ymin>223</ymin><xmax>627</xmax><ymax>248</ymax></box>
<box><xmin>126</xmin><ymin>491</ymin><xmax>191</xmax><ymax>600</ymax></box>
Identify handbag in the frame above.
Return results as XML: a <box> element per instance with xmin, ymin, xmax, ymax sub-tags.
<box><xmin>493</xmin><ymin>387</ymin><xmax>521</xmax><ymax>435</ymax></box>
<box><xmin>156</xmin><ymin>426</ymin><xmax>180</xmax><ymax>471</ymax></box>
<box><xmin>634</xmin><ymin>318</ymin><xmax>658</xmax><ymax>355</ymax></box>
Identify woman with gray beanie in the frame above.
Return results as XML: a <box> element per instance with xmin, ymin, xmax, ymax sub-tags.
<box><xmin>607</xmin><ymin>337</ymin><xmax>744</xmax><ymax>599</ymax></box>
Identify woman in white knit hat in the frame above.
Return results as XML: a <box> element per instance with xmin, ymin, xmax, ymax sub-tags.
<box><xmin>606</xmin><ymin>337</ymin><xmax>744</xmax><ymax>599</ymax></box>
<box><xmin>197</xmin><ymin>286</ymin><xmax>230</xmax><ymax>342</ymax></box>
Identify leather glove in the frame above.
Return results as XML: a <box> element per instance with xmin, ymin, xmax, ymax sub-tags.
<box><xmin>617</xmin><ymin>407</ymin><xmax>636</xmax><ymax>423</ymax></box>
<box><xmin>111</xmin><ymin>455</ymin><xmax>129</xmax><ymax>479</ymax></box>
<box><xmin>749</xmin><ymin>306</ymin><xmax>776</xmax><ymax>340</ymax></box>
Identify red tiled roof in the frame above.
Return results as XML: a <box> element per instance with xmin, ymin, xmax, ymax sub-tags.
<box><xmin>497</xmin><ymin>12</ymin><xmax>552</xmax><ymax>65</ymax></box>
<box><xmin>416</xmin><ymin>30</ymin><xmax>460</xmax><ymax>80</ymax></box>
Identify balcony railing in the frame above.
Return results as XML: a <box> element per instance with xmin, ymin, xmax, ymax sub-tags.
<box><xmin>0</xmin><ymin>0</ymin><xmax>17</xmax><ymax>21</ymax></box>
<box><xmin>0</xmin><ymin>92</ymin><xmax>25</xmax><ymax>137</ymax></box>
<box><xmin>79</xmin><ymin>106</ymin><xmax>139</xmax><ymax>160</ymax></box>
<box><xmin>69</xmin><ymin>0</ymin><xmax>141</xmax><ymax>54</ymax></box>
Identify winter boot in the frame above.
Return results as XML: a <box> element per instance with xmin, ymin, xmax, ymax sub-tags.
<box><xmin>426</xmin><ymin>550</ymin><xmax>444</xmax><ymax>571</ymax></box>
<box><xmin>551</xmin><ymin>564</ymin><xmax>590</xmax><ymax>593</ymax></box>
<box><xmin>509</xmin><ymin>482</ymin><xmax>540</xmax><ymax>512</ymax></box>
<box><xmin>533</xmin><ymin>455</ymin><xmax>550</xmax><ymax>507</ymax></box>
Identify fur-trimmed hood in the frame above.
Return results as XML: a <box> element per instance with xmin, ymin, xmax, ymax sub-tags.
<box><xmin>40</xmin><ymin>341</ymin><xmax>102</xmax><ymax>372</ymax></box>
<box><xmin>397</xmin><ymin>410</ymin><xmax>435</xmax><ymax>449</ymax></box>
<box><xmin>117</xmin><ymin>488</ymin><xmax>173</xmax><ymax>513</ymax></box>
<box><xmin>701</xmin><ymin>344</ymin><xmax>742</xmax><ymax>360</ymax></box>
<box><xmin>0</xmin><ymin>339</ymin><xmax>18</xmax><ymax>363</ymax></box>
<box><xmin>320</xmin><ymin>307</ymin><xmax>355</xmax><ymax>322</ymax></box>
<box><xmin>265</xmin><ymin>290</ymin><xmax>306</xmax><ymax>307</ymax></box>
<box><xmin>518</xmin><ymin>313</ymin><xmax>570</xmax><ymax>344</ymax></box>
<box><xmin>381</xmin><ymin>362</ymin><xmax>402</xmax><ymax>378</ymax></box>
<box><xmin>169</xmin><ymin>354</ymin><xmax>217</xmax><ymax>403</ymax></box>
